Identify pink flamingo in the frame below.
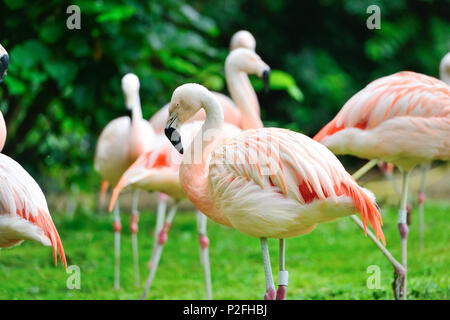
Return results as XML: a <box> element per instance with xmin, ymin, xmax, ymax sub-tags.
<box><xmin>314</xmin><ymin>71</ymin><xmax>450</xmax><ymax>299</ymax></box>
<box><xmin>110</xmin><ymin>47</ymin><xmax>270</xmax><ymax>299</ymax></box>
<box><xmin>0</xmin><ymin>45</ymin><xmax>66</xmax><ymax>268</ymax></box>
<box><xmin>354</xmin><ymin>53</ymin><xmax>450</xmax><ymax>250</ymax></box>
<box><xmin>110</xmin><ymin>122</ymin><xmax>241</xmax><ymax>299</ymax></box>
<box><xmin>94</xmin><ymin>73</ymin><xmax>156</xmax><ymax>289</ymax></box>
<box><xmin>145</xmin><ymin>31</ymin><xmax>261</xmax><ymax>248</ymax></box>
<box><xmin>164</xmin><ymin>83</ymin><xmax>385</xmax><ymax>300</ymax></box>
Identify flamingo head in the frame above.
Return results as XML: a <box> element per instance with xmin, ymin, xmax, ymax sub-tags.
<box><xmin>121</xmin><ymin>73</ymin><xmax>140</xmax><ymax>109</ymax></box>
<box><xmin>166</xmin><ymin>83</ymin><xmax>221</xmax><ymax>154</ymax></box>
<box><xmin>225</xmin><ymin>48</ymin><xmax>271</xmax><ymax>92</ymax></box>
<box><xmin>230</xmin><ymin>30</ymin><xmax>256</xmax><ymax>51</ymax></box>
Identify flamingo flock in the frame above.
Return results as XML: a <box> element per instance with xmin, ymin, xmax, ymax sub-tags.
<box><xmin>1</xmin><ymin>28</ymin><xmax>448</xmax><ymax>301</ymax></box>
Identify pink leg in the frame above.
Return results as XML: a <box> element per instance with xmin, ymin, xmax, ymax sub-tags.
<box><xmin>148</xmin><ymin>193</ymin><xmax>168</xmax><ymax>269</ymax></box>
<box><xmin>418</xmin><ymin>163</ymin><xmax>429</xmax><ymax>251</ymax></box>
<box><xmin>196</xmin><ymin>210</ymin><xmax>212</xmax><ymax>299</ymax></box>
<box><xmin>260</xmin><ymin>238</ymin><xmax>276</xmax><ymax>300</ymax></box>
<box><xmin>141</xmin><ymin>203</ymin><xmax>177</xmax><ymax>300</ymax></box>
<box><xmin>113</xmin><ymin>202</ymin><xmax>121</xmax><ymax>290</ymax></box>
<box><xmin>276</xmin><ymin>239</ymin><xmax>288</xmax><ymax>300</ymax></box>
<box><xmin>130</xmin><ymin>191</ymin><xmax>140</xmax><ymax>287</ymax></box>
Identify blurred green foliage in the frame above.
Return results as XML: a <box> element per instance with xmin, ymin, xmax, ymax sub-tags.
<box><xmin>0</xmin><ymin>0</ymin><xmax>448</xmax><ymax>193</ymax></box>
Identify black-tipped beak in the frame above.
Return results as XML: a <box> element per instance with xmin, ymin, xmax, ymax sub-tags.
<box><xmin>0</xmin><ymin>53</ymin><xmax>9</xmax><ymax>83</ymax></box>
<box><xmin>164</xmin><ymin>121</ymin><xmax>184</xmax><ymax>154</ymax></box>
<box><xmin>262</xmin><ymin>69</ymin><xmax>270</xmax><ymax>93</ymax></box>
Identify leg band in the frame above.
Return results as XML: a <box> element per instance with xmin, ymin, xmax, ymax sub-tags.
<box><xmin>113</xmin><ymin>221</ymin><xmax>122</xmax><ymax>232</ymax></box>
<box><xmin>278</xmin><ymin>270</ymin><xmax>289</xmax><ymax>286</ymax></box>
<box><xmin>198</xmin><ymin>235</ymin><xmax>209</xmax><ymax>249</ymax></box>
<box><xmin>130</xmin><ymin>212</ymin><xmax>139</xmax><ymax>234</ymax></box>
<box><xmin>398</xmin><ymin>209</ymin><xmax>407</xmax><ymax>224</ymax></box>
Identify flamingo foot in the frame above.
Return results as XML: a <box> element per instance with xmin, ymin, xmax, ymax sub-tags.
<box><xmin>392</xmin><ymin>266</ymin><xmax>406</xmax><ymax>300</ymax></box>
<box><xmin>264</xmin><ymin>288</ymin><xmax>276</xmax><ymax>300</ymax></box>
<box><xmin>276</xmin><ymin>285</ymin><xmax>287</xmax><ymax>300</ymax></box>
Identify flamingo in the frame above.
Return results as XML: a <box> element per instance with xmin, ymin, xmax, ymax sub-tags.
<box><xmin>163</xmin><ymin>83</ymin><xmax>385</xmax><ymax>300</ymax></box>
<box><xmin>414</xmin><ymin>52</ymin><xmax>450</xmax><ymax>249</ymax></box>
<box><xmin>314</xmin><ymin>71</ymin><xmax>450</xmax><ymax>299</ymax></box>
<box><xmin>110</xmin><ymin>47</ymin><xmax>271</xmax><ymax>299</ymax></box>
<box><xmin>94</xmin><ymin>73</ymin><xmax>156</xmax><ymax>289</ymax></box>
<box><xmin>0</xmin><ymin>44</ymin><xmax>67</xmax><ymax>268</ymax></box>
<box><xmin>145</xmin><ymin>31</ymin><xmax>261</xmax><ymax>251</ymax></box>
<box><xmin>353</xmin><ymin>53</ymin><xmax>450</xmax><ymax>250</ymax></box>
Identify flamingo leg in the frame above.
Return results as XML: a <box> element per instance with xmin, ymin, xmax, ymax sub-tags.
<box><xmin>352</xmin><ymin>159</ymin><xmax>379</xmax><ymax>180</ymax></box>
<box><xmin>276</xmin><ymin>239</ymin><xmax>288</xmax><ymax>300</ymax></box>
<box><xmin>141</xmin><ymin>202</ymin><xmax>178</xmax><ymax>300</ymax></box>
<box><xmin>260</xmin><ymin>238</ymin><xmax>275</xmax><ymax>300</ymax></box>
<box><xmin>130</xmin><ymin>190</ymin><xmax>140</xmax><ymax>287</ymax></box>
<box><xmin>379</xmin><ymin>164</ymin><xmax>401</xmax><ymax>196</ymax></box>
<box><xmin>350</xmin><ymin>215</ymin><xmax>404</xmax><ymax>271</ymax></box>
<box><xmin>418</xmin><ymin>164</ymin><xmax>429</xmax><ymax>251</ymax></box>
<box><xmin>196</xmin><ymin>210</ymin><xmax>213</xmax><ymax>300</ymax></box>
<box><xmin>394</xmin><ymin>170</ymin><xmax>411</xmax><ymax>300</ymax></box>
<box><xmin>113</xmin><ymin>201</ymin><xmax>121</xmax><ymax>290</ymax></box>
<box><xmin>148</xmin><ymin>193</ymin><xmax>168</xmax><ymax>269</ymax></box>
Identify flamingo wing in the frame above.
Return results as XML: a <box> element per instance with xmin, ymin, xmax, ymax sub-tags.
<box><xmin>209</xmin><ymin>128</ymin><xmax>384</xmax><ymax>242</ymax></box>
<box><xmin>314</xmin><ymin>71</ymin><xmax>450</xmax><ymax>142</ymax></box>
<box><xmin>0</xmin><ymin>154</ymin><xmax>66</xmax><ymax>268</ymax></box>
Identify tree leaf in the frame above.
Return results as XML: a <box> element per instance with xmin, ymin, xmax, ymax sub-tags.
<box><xmin>96</xmin><ymin>5</ymin><xmax>136</xmax><ymax>23</ymax></box>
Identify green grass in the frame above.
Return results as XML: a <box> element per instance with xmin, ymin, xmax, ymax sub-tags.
<box><xmin>0</xmin><ymin>201</ymin><xmax>448</xmax><ymax>300</ymax></box>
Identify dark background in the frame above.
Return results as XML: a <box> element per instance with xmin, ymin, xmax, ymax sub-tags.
<box><xmin>0</xmin><ymin>0</ymin><xmax>448</xmax><ymax>194</ymax></box>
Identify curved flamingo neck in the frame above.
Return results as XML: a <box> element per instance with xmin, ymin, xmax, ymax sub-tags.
<box><xmin>0</xmin><ymin>112</ymin><xmax>6</xmax><ymax>152</ymax></box>
<box><xmin>129</xmin><ymin>94</ymin><xmax>143</xmax><ymax>123</ymax></box>
<box><xmin>440</xmin><ymin>54</ymin><xmax>450</xmax><ymax>85</ymax></box>
<box><xmin>441</xmin><ymin>66</ymin><xmax>450</xmax><ymax>85</ymax></box>
<box><xmin>184</xmin><ymin>92</ymin><xmax>224</xmax><ymax>166</ymax></box>
<box><xmin>226</xmin><ymin>67</ymin><xmax>263</xmax><ymax>130</ymax></box>
<box><xmin>126</xmin><ymin>92</ymin><xmax>149</xmax><ymax>162</ymax></box>
<box><xmin>180</xmin><ymin>92</ymin><xmax>226</xmax><ymax>223</ymax></box>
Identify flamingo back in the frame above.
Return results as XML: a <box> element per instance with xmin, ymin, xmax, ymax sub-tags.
<box><xmin>208</xmin><ymin>128</ymin><xmax>384</xmax><ymax>242</ymax></box>
<box><xmin>314</xmin><ymin>71</ymin><xmax>450</xmax><ymax>142</ymax></box>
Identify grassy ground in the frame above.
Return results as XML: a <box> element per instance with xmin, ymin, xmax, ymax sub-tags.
<box><xmin>0</xmin><ymin>201</ymin><xmax>448</xmax><ymax>300</ymax></box>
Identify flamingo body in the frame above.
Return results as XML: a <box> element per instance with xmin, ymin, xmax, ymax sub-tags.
<box><xmin>0</xmin><ymin>43</ymin><xmax>66</xmax><ymax>268</ymax></box>
<box><xmin>181</xmin><ymin>127</ymin><xmax>384</xmax><ymax>241</ymax></box>
<box><xmin>0</xmin><ymin>151</ymin><xmax>66</xmax><ymax>266</ymax></box>
<box><xmin>95</xmin><ymin>116</ymin><xmax>155</xmax><ymax>186</ymax></box>
<box><xmin>314</xmin><ymin>72</ymin><xmax>450</xmax><ymax>170</ymax></box>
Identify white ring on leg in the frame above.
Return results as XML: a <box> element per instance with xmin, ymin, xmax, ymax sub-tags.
<box><xmin>398</xmin><ymin>209</ymin><xmax>407</xmax><ymax>224</ymax></box>
<box><xmin>278</xmin><ymin>270</ymin><xmax>288</xmax><ymax>286</ymax></box>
